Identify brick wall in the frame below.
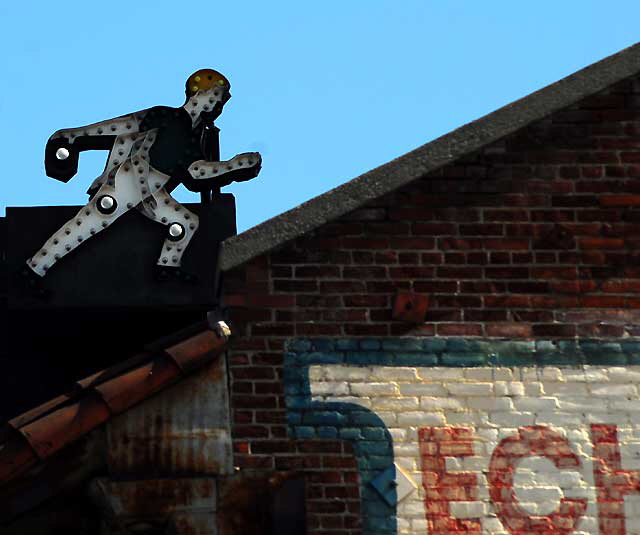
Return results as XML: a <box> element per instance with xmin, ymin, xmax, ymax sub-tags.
<box><xmin>222</xmin><ymin>74</ymin><xmax>640</xmax><ymax>535</ymax></box>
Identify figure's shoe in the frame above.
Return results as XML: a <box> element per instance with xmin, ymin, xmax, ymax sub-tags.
<box><xmin>18</xmin><ymin>265</ymin><xmax>51</xmax><ymax>300</ymax></box>
<box><xmin>154</xmin><ymin>265</ymin><xmax>198</xmax><ymax>283</ymax></box>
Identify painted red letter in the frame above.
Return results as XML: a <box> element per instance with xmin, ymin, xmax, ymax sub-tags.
<box><xmin>419</xmin><ymin>426</ymin><xmax>480</xmax><ymax>535</ymax></box>
<box><xmin>591</xmin><ymin>424</ymin><xmax>640</xmax><ymax>535</ymax></box>
<box><xmin>488</xmin><ymin>426</ymin><xmax>586</xmax><ymax>535</ymax></box>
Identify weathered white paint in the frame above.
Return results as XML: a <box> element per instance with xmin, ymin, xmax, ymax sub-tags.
<box><xmin>309</xmin><ymin>365</ymin><xmax>640</xmax><ymax>535</ymax></box>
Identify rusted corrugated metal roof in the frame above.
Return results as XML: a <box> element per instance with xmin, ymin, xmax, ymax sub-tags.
<box><xmin>0</xmin><ymin>314</ymin><xmax>230</xmax><ymax>488</ymax></box>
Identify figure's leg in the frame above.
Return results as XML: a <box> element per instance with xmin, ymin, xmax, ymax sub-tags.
<box><xmin>136</xmin><ymin>188</ymin><xmax>199</xmax><ymax>270</ymax></box>
<box><xmin>26</xmin><ymin>167</ymin><xmax>142</xmax><ymax>277</ymax></box>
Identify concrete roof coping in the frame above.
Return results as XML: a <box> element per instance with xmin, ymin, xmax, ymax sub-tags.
<box><xmin>220</xmin><ymin>42</ymin><xmax>640</xmax><ymax>272</ymax></box>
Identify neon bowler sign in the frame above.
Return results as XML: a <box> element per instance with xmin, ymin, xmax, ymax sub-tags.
<box><xmin>284</xmin><ymin>339</ymin><xmax>640</xmax><ymax>535</ymax></box>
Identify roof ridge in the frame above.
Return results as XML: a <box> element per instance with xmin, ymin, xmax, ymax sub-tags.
<box><xmin>220</xmin><ymin>41</ymin><xmax>640</xmax><ymax>271</ymax></box>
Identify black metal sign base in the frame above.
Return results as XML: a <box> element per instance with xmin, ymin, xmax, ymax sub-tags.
<box><xmin>0</xmin><ymin>195</ymin><xmax>235</xmax><ymax>421</ymax></box>
<box><xmin>6</xmin><ymin>195</ymin><xmax>236</xmax><ymax>310</ymax></box>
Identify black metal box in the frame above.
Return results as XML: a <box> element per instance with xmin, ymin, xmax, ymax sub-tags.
<box><xmin>6</xmin><ymin>195</ymin><xmax>236</xmax><ymax>310</ymax></box>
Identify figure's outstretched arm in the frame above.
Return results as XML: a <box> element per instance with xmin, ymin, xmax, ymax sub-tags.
<box><xmin>45</xmin><ymin>110</ymin><xmax>149</xmax><ymax>183</ymax></box>
<box><xmin>182</xmin><ymin>152</ymin><xmax>262</xmax><ymax>192</ymax></box>
<box><xmin>51</xmin><ymin>110</ymin><xmax>148</xmax><ymax>142</ymax></box>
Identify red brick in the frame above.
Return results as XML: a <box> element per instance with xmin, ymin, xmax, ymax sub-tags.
<box><xmin>512</xmin><ymin>310</ymin><xmax>554</xmax><ymax>322</ymax></box>
<box><xmin>600</xmin><ymin>195</ymin><xmax>640</xmax><ymax>206</ymax></box>
<box><xmin>343</xmin><ymin>295</ymin><xmax>389</xmax><ymax>307</ymax></box>
<box><xmin>436</xmin><ymin>267</ymin><xmax>483</xmax><ymax>279</ymax></box>
<box><xmin>459</xmin><ymin>224</ymin><xmax>504</xmax><ymax>236</ymax></box>
<box><xmin>443</xmin><ymin>252</ymin><xmax>465</xmax><ymax>264</ymax></box>
<box><xmin>251</xmin><ymin>323</ymin><xmax>295</xmax><ymax>336</ymax></box>
<box><xmin>233</xmin><ymin>410</ymin><xmax>253</xmax><ymax>424</ymax></box>
<box><xmin>320</xmin><ymin>281</ymin><xmax>366</xmax><ymax>293</ymax></box>
<box><xmin>255</xmin><ymin>411</ymin><xmax>287</xmax><ymax>424</ymax></box>
<box><xmin>255</xmin><ymin>382</ymin><xmax>284</xmax><ymax>394</ymax></box>
<box><xmin>464</xmin><ymin>310</ymin><xmax>508</xmax><ymax>322</ymax></box>
<box><xmin>531</xmin><ymin>324</ymin><xmax>576</xmax><ymax>337</ymax></box>
<box><xmin>485</xmin><ymin>267</ymin><xmax>530</xmax><ymax>279</ymax></box>
<box><xmin>232</xmin><ymin>382</ymin><xmax>253</xmax><ymax>393</ymax></box>
<box><xmin>343</xmin><ymin>267</ymin><xmax>387</xmax><ymax>279</ymax></box>
<box><xmin>438</xmin><ymin>237</ymin><xmax>484</xmax><ymax>250</ymax></box>
<box><xmin>421</xmin><ymin>252</ymin><xmax>444</xmax><ymax>264</ymax></box>
<box><xmin>460</xmin><ymin>281</ymin><xmax>506</xmax><ymax>293</ymax></box>
<box><xmin>295</xmin><ymin>266</ymin><xmax>341</xmax><ymax>278</ymax></box>
<box><xmin>424</xmin><ymin>310</ymin><xmax>462</xmax><ymax>322</ymax></box>
<box><xmin>483</xmin><ymin>239</ymin><xmax>530</xmax><ymax>250</ymax></box>
<box><xmin>234</xmin><ymin>455</ymin><xmax>275</xmax><ymax>470</ymax></box>
<box><xmin>601</xmin><ymin>279</ymin><xmax>640</xmax><ymax>293</ymax></box>
<box><xmin>297</xmin><ymin>441</ymin><xmax>342</xmax><ymax>454</ymax></box>
<box><xmin>579</xmin><ymin>237</ymin><xmax>625</xmax><ymax>249</ymax></box>
<box><xmin>232</xmin><ymin>367</ymin><xmax>276</xmax><ymax>380</ymax></box>
<box><xmin>296</xmin><ymin>295</ymin><xmax>342</xmax><ymax>307</ymax></box>
<box><xmin>343</xmin><ymin>324</ymin><xmax>389</xmax><ymax>336</ymax></box>
<box><xmin>341</xmin><ymin>237</ymin><xmax>389</xmax><ymax>249</ymax></box>
<box><xmin>393</xmin><ymin>237</ymin><xmax>436</xmax><ymax>249</ymax></box>
<box><xmin>307</xmin><ymin>500</ymin><xmax>346</xmax><ymax>514</ymax></box>
<box><xmin>531</xmin><ymin>210</ymin><xmax>575</xmax><ymax>222</ymax></box>
<box><xmin>484</xmin><ymin>295</ymin><xmax>530</xmax><ymax>308</ymax></box>
<box><xmin>485</xmin><ymin>323</ymin><xmax>533</xmax><ymax>337</ymax></box>
<box><xmin>436</xmin><ymin>324</ymin><xmax>483</xmax><ymax>336</ymax></box>
<box><xmin>577</xmin><ymin>324</ymin><xmax>626</xmax><ymax>337</ymax></box>
<box><xmin>297</xmin><ymin>324</ymin><xmax>343</xmax><ymax>336</ymax></box>
<box><xmin>322</xmin><ymin>309</ymin><xmax>368</xmax><ymax>321</ymax></box>
<box><xmin>322</xmin><ymin>456</ymin><xmax>358</xmax><ymax>469</ymax></box>
<box><xmin>412</xmin><ymin>222</ymin><xmax>457</xmax><ymax>234</ymax></box>
<box><xmin>549</xmin><ymin>280</ymin><xmax>597</xmax><ymax>294</ymax></box>
<box><xmin>234</xmin><ymin>425</ymin><xmax>269</xmax><ymax>438</ymax></box>
<box><xmin>531</xmin><ymin>267</ymin><xmax>578</xmax><ymax>279</ymax></box>
<box><xmin>580</xmin><ymin>296</ymin><xmax>625</xmax><ymax>308</ymax></box>
<box><xmin>389</xmin><ymin>266</ymin><xmax>435</xmax><ymax>279</ymax></box>
<box><xmin>577</xmin><ymin>209</ymin><xmax>622</xmax><ymax>222</ymax></box>
<box><xmin>414</xmin><ymin>281</ymin><xmax>459</xmax><ymax>293</ymax></box>
<box><xmin>373</xmin><ymin>251</ymin><xmax>398</xmax><ymax>264</ymax></box>
<box><xmin>364</xmin><ymin>222</ymin><xmax>410</xmax><ymax>235</ymax></box>
<box><xmin>483</xmin><ymin>210</ymin><xmax>529</xmax><ymax>222</ymax></box>
<box><xmin>434</xmin><ymin>295</ymin><xmax>482</xmax><ymax>308</ymax></box>
<box><xmin>367</xmin><ymin>280</ymin><xmax>410</xmax><ymax>293</ymax></box>
<box><xmin>507</xmin><ymin>281</ymin><xmax>549</xmax><ymax>293</ymax></box>
<box><xmin>397</xmin><ymin>252</ymin><xmax>419</xmax><ymax>264</ymax></box>
<box><xmin>273</xmin><ymin>280</ymin><xmax>319</xmax><ymax>292</ymax></box>
<box><xmin>232</xmin><ymin>395</ymin><xmax>278</xmax><ymax>409</ymax></box>
<box><xmin>530</xmin><ymin>296</ymin><xmax>579</xmax><ymax>308</ymax></box>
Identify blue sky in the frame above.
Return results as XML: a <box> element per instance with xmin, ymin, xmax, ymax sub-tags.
<box><xmin>1</xmin><ymin>1</ymin><xmax>638</xmax><ymax>232</ymax></box>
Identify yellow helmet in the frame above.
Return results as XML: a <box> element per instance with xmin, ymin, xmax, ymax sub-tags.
<box><xmin>185</xmin><ymin>69</ymin><xmax>230</xmax><ymax>98</ymax></box>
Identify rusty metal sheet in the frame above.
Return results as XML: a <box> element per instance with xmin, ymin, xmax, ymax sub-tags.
<box><xmin>91</xmin><ymin>477</ymin><xmax>216</xmax><ymax>535</ymax></box>
<box><xmin>169</xmin><ymin>512</ymin><xmax>218</xmax><ymax>535</ymax></box>
<box><xmin>0</xmin><ymin>322</ymin><xmax>229</xmax><ymax>493</ymax></box>
<box><xmin>166</xmin><ymin>330</ymin><xmax>221</xmax><ymax>372</ymax></box>
<box><xmin>0</xmin><ymin>430</ymin><xmax>105</xmax><ymax>522</ymax></box>
<box><xmin>95</xmin><ymin>477</ymin><xmax>216</xmax><ymax>515</ymax></box>
<box><xmin>218</xmin><ymin>472</ymin><xmax>303</xmax><ymax>535</ymax></box>
<box><xmin>107</xmin><ymin>355</ymin><xmax>232</xmax><ymax>476</ymax></box>
<box><xmin>95</xmin><ymin>356</ymin><xmax>182</xmax><ymax>414</ymax></box>
<box><xmin>0</xmin><ymin>429</ymin><xmax>38</xmax><ymax>484</ymax></box>
<box><xmin>19</xmin><ymin>393</ymin><xmax>110</xmax><ymax>460</ymax></box>
<box><xmin>7</xmin><ymin>392</ymin><xmax>74</xmax><ymax>430</ymax></box>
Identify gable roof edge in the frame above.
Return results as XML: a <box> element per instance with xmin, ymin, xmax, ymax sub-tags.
<box><xmin>220</xmin><ymin>42</ymin><xmax>640</xmax><ymax>272</ymax></box>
